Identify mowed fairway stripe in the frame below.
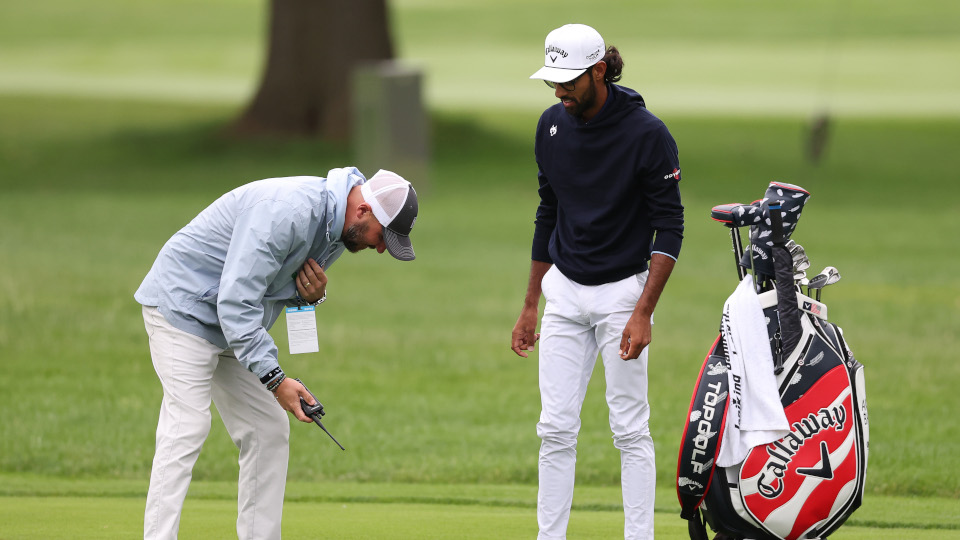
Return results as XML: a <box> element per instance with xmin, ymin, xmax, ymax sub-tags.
<box><xmin>1</xmin><ymin>495</ymin><xmax>959</xmax><ymax>539</ymax></box>
<box><xmin>2</xmin><ymin>69</ymin><xmax>956</xmax><ymax>117</ymax></box>
<box><xmin>0</xmin><ymin>71</ymin><xmax>252</xmax><ymax>104</ymax></box>
<box><xmin>1</xmin><ymin>40</ymin><xmax>958</xmax><ymax>116</ymax></box>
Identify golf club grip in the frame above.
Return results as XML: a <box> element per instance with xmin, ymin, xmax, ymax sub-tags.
<box><xmin>768</xmin><ymin>202</ymin><xmax>785</xmax><ymax>245</ymax></box>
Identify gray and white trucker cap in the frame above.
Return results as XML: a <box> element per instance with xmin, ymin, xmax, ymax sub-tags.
<box><xmin>360</xmin><ymin>170</ymin><xmax>418</xmax><ymax>261</ymax></box>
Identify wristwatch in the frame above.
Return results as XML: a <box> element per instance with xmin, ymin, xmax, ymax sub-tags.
<box><xmin>296</xmin><ymin>289</ymin><xmax>326</xmax><ymax>306</ymax></box>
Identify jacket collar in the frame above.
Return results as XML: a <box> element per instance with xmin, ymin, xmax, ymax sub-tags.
<box><xmin>324</xmin><ymin>166</ymin><xmax>366</xmax><ymax>243</ymax></box>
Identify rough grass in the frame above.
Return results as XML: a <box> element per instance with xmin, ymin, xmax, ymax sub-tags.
<box><xmin>1</xmin><ymin>94</ymin><xmax>957</xmax><ymax>500</ymax></box>
<box><xmin>1</xmin><ymin>1</ymin><xmax>958</xmax><ymax>536</ymax></box>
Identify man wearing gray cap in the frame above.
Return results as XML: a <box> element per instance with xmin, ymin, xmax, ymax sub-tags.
<box><xmin>136</xmin><ymin>167</ymin><xmax>418</xmax><ymax>539</ymax></box>
<box><xmin>512</xmin><ymin>24</ymin><xmax>684</xmax><ymax>539</ymax></box>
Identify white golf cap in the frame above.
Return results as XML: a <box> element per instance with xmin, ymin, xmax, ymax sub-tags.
<box><xmin>530</xmin><ymin>24</ymin><xmax>605</xmax><ymax>83</ymax></box>
<box><xmin>360</xmin><ymin>170</ymin><xmax>418</xmax><ymax>261</ymax></box>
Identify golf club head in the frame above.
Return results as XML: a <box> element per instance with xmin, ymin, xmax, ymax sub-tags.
<box><xmin>824</xmin><ymin>266</ymin><xmax>841</xmax><ymax>286</ymax></box>
<box><xmin>786</xmin><ymin>239</ymin><xmax>802</xmax><ymax>256</ymax></box>
<box><xmin>807</xmin><ymin>272</ymin><xmax>829</xmax><ymax>290</ymax></box>
<box><xmin>787</xmin><ymin>241</ymin><xmax>810</xmax><ymax>272</ymax></box>
<box><xmin>809</xmin><ymin>267</ymin><xmax>837</xmax><ymax>302</ymax></box>
<box><xmin>738</xmin><ymin>183</ymin><xmax>811</xmax><ymax>278</ymax></box>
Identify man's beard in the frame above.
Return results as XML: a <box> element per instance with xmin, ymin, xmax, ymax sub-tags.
<box><xmin>342</xmin><ymin>220</ymin><xmax>370</xmax><ymax>253</ymax></box>
<box><xmin>563</xmin><ymin>81</ymin><xmax>598</xmax><ymax>118</ymax></box>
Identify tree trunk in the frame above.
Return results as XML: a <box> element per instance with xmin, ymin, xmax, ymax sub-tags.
<box><xmin>232</xmin><ymin>0</ymin><xmax>394</xmax><ymax>140</ymax></box>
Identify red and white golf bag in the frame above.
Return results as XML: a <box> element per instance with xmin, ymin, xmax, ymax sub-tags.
<box><xmin>676</xmin><ymin>183</ymin><xmax>869</xmax><ymax>540</ymax></box>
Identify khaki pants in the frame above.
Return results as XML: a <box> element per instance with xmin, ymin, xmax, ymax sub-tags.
<box><xmin>141</xmin><ymin>306</ymin><xmax>289</xmax><ymax>540</ymax></box>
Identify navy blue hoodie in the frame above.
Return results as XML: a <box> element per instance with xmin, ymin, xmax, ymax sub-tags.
<box><xmin>532</xmin><ymin>84</ymin><xmax>684</xmax><ymax>286</ymax></box>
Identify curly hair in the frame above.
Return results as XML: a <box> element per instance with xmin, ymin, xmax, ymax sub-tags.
<box><xmin>601</xmin><ymin>46</ymin><xmax>623</xmax><ymax>84</ymax></box>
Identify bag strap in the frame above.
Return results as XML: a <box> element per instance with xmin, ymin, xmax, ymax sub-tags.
<box><xmin>677</xmin><ymin>335</ymin><xmax>730</xmax><ymax>519</ymax></box>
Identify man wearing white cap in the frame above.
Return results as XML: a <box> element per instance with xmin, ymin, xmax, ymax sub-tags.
<box><xmin>136</xmin><ymin>167</ymin><xmax>417</xmax><ymax>539</ymax></box>
<box><xmin>512</xmin><ymin>24</ymin><xmax>684</xmax><ymax>539</ymax></box>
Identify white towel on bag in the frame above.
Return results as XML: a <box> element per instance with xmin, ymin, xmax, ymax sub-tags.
<box><xmin>716</xmin><ymin>275</ymin><xmax>791</xmax><ymax>467</ymax></box>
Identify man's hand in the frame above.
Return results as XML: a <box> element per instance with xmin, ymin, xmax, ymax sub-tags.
<box><xmin>619</xmin><ymin>253</ymin><xmax>676</xmax><ymax>360</ymax></box>
<box><xmin>272</xmin><ymin>377</ymin><xmax>315</xmax><ymax>423</ymax></box>
<box><xmin>296</xmin><ymin>258</ymin><xmax>327</xmax><ymax>303</ymax></box>
<box><xmin>619</xmin><ymin>311</ymin><xmax>652</xmax><ymax>360</ymax></box>
<box><xmin>511</xmin><ymin>306</ymin><xmax>541</xmax><ymax>358</ymax></box>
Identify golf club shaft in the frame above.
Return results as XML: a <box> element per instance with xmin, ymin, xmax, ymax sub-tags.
<box><xmin>730</xmin><ymin>228</ymin><xmax>746</xmax><ymax>280</ymax></box>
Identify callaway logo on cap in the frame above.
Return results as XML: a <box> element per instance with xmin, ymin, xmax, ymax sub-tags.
<box><xmin>530</xmin><ymin>24</ymin><xmax>605</xmax><ymax>83</ymax></box>
<box><xmin>360</xmin><ymin>170</ymin><xmax>419</xmax><ymax>261</ymax></box>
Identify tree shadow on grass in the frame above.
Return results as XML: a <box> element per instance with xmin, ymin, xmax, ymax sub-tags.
<box><xmin>0</xmin><ymin>94</ymin><xmax>534</xmax><ymax>195</ymax></box>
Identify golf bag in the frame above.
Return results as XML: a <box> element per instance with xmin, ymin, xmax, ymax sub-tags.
<box><xmin>676</xmin><ymin>183</ymin><xmax>869</xmax><ymax>540</ymax></box>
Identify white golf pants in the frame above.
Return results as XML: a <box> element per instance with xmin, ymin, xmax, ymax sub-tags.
<box><xmin>142</xmin><ymin>306</ymin><xmax>290</xmax><ymax>540</ymax></box>
<box><xmin>536</xmin><ymin>267</ymin><xmax>656</xmax><ymax>540</ymax></box>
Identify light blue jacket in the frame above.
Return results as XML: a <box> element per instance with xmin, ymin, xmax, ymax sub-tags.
<box><xmin>135</xmin><ymin>167</ymin><xmax>365</xmax><ymax>380</ymax></box>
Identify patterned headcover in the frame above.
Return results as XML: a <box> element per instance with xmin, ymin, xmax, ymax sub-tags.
<box><xmin>737</xmin><ymin>183</ymin><xmax>811</xmax><ymax>279</ymax></box>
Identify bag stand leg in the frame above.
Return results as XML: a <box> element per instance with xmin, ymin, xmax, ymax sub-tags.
<box><xmin>688</xmin><ymin>509</ymin><xmax>710</xmax><ymax>540</ymax></box>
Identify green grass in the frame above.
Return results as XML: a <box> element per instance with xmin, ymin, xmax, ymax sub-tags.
<box><xmin>2</xmin><ymin>0</ymin><xmax>960</xmax><ymax>114</ymax></box>
<box><xmin>3</xmin><ymin>476</ymin><xmax>960</xmax><ymax>539</ymax></box>
<box><xmin>1</xmin><ymin>95</ymin><xmax>958</xmax><ymax>498</ymax></box>
<box><xmin>1</xmin><ymin>0</ymin><xmax>959</xmax><ymax>536</ymax></box>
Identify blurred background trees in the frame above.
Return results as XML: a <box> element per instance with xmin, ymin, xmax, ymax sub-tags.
<box><xmin>232</xmin><ymin>0</ymin><xmax>393</xmax><ymax>140</ymax></box>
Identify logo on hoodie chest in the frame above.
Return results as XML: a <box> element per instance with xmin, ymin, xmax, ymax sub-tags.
<box><xmin>549</xmin><ymin>125</ymin><xmax>558</xmax><ymax>137</ymax></box>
